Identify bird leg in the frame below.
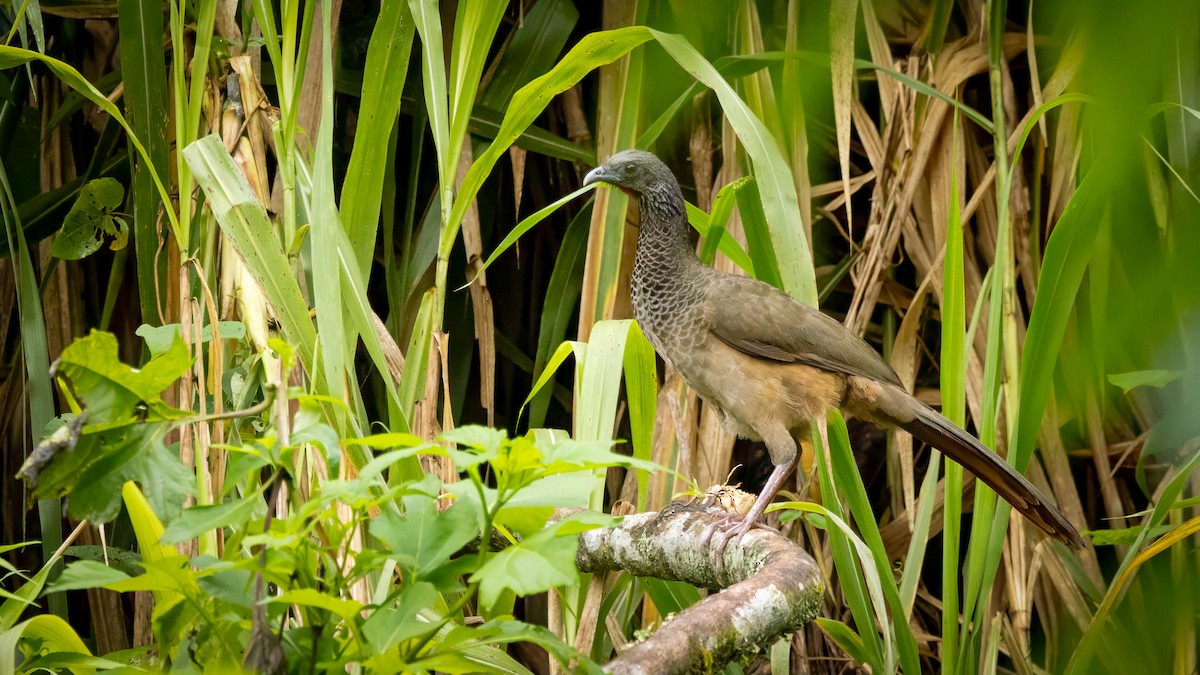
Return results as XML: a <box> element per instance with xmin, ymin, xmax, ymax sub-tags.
<box><xmin>702</xmin><ymin>460</ymin><xmax>795</xmax><ymax>572</ymax></box>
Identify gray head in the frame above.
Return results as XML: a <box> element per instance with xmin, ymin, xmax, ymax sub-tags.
<box><xmin>583</xmin><ymin>149</ymin><xmax>680</xmax><ymax>200</ymax></box>
<box><xmin>580</xmin><ymin>148</ymin><xmax>686</xmax><ymax>219</ymax></box>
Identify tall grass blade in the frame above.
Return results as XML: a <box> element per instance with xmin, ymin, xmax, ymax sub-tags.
<box><xmin>0</xmin><ymin>160</ymin><xmax>64</xmax><ymax>620</ymax></box>
<box><xmin>184</xmin><ymin>135</ymin><xmax>318</xmax><ymax>373</ymax></box>
<box><xmin>116</xmin><ymin>0</ymin><xmax>170</xmax><ymax>322</ymax></box>
<box><xmin>343</xmin><ymin>1</ymin><xmax>415</xmax><ymax>275</ymax></box>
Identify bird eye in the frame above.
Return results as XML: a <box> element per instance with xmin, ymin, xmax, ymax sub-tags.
<box><xmin>623</xmin><ymin>164</ymin><xmax>637</xmax><ymax>175</ymax></box>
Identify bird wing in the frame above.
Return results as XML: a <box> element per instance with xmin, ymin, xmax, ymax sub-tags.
<box><xmin>704</xmin><ymin>273</ymin><xmax>903</xmax><ymax>387</ymax></box>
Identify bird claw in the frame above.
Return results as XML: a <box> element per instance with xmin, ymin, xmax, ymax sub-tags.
<box><xmin>701</xmin><ymin>514</ymin><xmax>777</xmax><ymax>579</ymax></box>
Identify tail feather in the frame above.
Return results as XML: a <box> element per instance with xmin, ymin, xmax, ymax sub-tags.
<box><xmin>899</xmin><ymin>407</ymin><xmax>1084</xmax><ymax>549</ymax></box>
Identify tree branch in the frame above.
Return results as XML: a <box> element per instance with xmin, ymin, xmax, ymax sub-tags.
<box><xmin>574</xmin><ymin>502</ymin><xmax>824</xmax><ymax>674</ymax></box>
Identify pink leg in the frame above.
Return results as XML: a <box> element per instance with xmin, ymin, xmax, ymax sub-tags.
<box><xmin>704</xmin><ymin>459</ymin><xmax>796</xmax><ymax>572</ymax></box>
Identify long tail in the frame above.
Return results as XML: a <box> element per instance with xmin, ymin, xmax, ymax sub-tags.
<box><xmin>899</xmin><ymin>406</ymin><xmax>1084</xmax><ymax>549</ymax></box>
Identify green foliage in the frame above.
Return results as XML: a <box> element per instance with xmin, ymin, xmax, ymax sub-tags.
<box><xmin>18</xmin><ymin>331</ymin><xmax>193</xmax><ymax>523</ymax></box>
<box><xmin>4</xmin><ymin>1</ymin><xmax>1200</xmax><ymax>672</ymax></box>
<box><xmin>48</xmin><ymin>178</ymin><xmax>126</xmax><ymax>259</ymax></box>
<box><xmin>14</xmin><ymin>330</ymin><xmax>661</xmax><ymax>671</ymax></box>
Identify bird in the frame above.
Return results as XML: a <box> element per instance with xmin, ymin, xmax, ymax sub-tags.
<box><xmin>582</xmin><ymin>149</ymin><xmax>1084</xmax><ymax>555</ymax></box>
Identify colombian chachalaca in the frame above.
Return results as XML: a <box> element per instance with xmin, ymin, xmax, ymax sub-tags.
<box><xmin>583</xmin><ymin>149</ymin><xmax>1083</xmax><ymax>552</ymax></box>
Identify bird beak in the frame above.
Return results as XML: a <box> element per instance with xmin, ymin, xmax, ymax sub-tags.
<box><xmin>583</xmin><ymin>166</ymin><xmax>614</xmax><ymax>187</ymax></box>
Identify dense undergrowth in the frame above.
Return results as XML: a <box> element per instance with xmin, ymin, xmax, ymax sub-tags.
<box><xmin>1</xmin><ymin>0</ymin><xmax>1198</xmax><ymax>672</ymax></box>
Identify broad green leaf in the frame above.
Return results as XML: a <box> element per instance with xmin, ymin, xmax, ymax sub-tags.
<box><xmin>371</xmin><ymin>497</ymin><xmax>478</xmax><ymax>581</ymax></box>
<box><xmin>361</xmin><ymin>581</ymin><xmax>440</xmax><ymax>651</ymax></box>
<box><xmin>470</xmin><ymin>527</ymin><xmax>578</xmax><ymax>610</ymax></box>
<box><xmin>45</xmin><ymin>561</ymin><xmax>131</xmax><ymax>593</ymax></box>
<box><xmin>442</xmin><ymin>425</ymin><xmax>507</xmax><ymax>456</ymax></box>
<box><xmin>30</xmin><ymin>429</ymin><xmax>188</xmax><ymax>525</ymax></box>
<box><xmin>49</xmin><ymin>177</ymin><xmax>125</xmax><ymax>259</ymax></box>
<box><xmin>57</xmin><ymin>330</ymin><xmax>191</xmax><ymax>423</ymax></box>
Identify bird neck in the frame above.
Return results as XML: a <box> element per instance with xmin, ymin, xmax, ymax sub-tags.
<box><xmin>634</xmin><ymin>183</ymin><xmax>696</xmax><ymax>270</ymax></box>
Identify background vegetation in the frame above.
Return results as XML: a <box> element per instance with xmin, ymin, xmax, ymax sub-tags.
<box><xmin>1</xmin><ymin>0</ymin><xmax>1198</xmax><ymax>672</ymax></box>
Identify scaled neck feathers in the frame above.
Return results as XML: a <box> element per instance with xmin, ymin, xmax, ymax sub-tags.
<box><xmin>635</xmin><ymin>177</ymin><xmax>695</xmax><ymax>267</ymax></box>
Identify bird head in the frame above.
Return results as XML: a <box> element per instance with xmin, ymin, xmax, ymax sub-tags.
<box><xmin>583</xmin><ymin>149</ymin><xmax>673</xmax><ymax>198</ymax></box>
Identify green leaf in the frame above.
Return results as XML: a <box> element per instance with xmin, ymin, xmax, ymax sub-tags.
<box><xmin>815</xmin><ymin>619</ymin><xmax>871</xmax><ymax>666</ymax></box>
<box><xmin>0</xmin><ymin>562</ymin><xmax>53</xmax><ymax>631</ymax></box>
<box><xmin>696</xmin><ymin>176</ymin><xmax>753</xmax><ymax>266</ymax></box>
<box><xmin>60</xmin><ymin>425</ymin><xmax>192</xmax><ymax>524</ymax></box>
<box><xmin>470</xmin><ymin>527</ymin><xmax>578</xmax><ymax>610</ymax></box>
<box><xmin>450</xmin><ymin>27</ymin><xmax>655</xmax><ymax>246</ymax></box>
<box><xmin>116</xmin><ymin>0</ymin><xmax>170</xmax><ymax>321</ymax></box>
<box><xmin>648</xmin><ymin>29</ymin><xmax>812</xmax><ymax>303</ymax></box>
<box><xmin>1087</xmin><ymin>524</ymin><xmax>1174</xmax><ymax>547</ymax></box>
<box><xmin>478</xmin><ymin>0</ymin><xmax>578</xmax><ymax>112</ymax></box>
<box><xmin>362</xmin><ymin>582</ymin><xmax>440</xmax><ymax>652</ymax></box>
<box><xmin>50</xmin><ymin>177</ymin><xmax>125</xmax><ymax>259</ymax></box>
<box><xmin>183</xmin><ymin>135</ymin><xmax>317</xmax><ymax>374</ymax></box>
<box><xmin>540</xmin><ymin>438</ymin><xmax>662</xmax><ymax>475</ymax></box>
<box><xmin>0</xmin><ymin>45</ymin><xmax>178</xmax><ymax>239</ymax></box>
<box><xmin>135</xmin><ymin>321</ymin><xmax>246</xmax><ymax>356</ymax></box>
<box><xmin>0</xmin><ymin>615</ymin><xmax>93</xmax><ymax>674</ymax></box>
<box><xmin>161</xmin><ymin>496</ymin><xmax>260</xmax><ymax>544</ymax></box>
<box><xmin>26</xmin><ymin>334</ymin><xmax>193</xmax><ymax>524</ymax></box>
<box><xmin>343</xmin><ymin>0</ymin><xmax>415</xmax><ymax>274</ymax></box>
<box><xmin>467</xmin><ymin>184</ymin><xmax>596</xmax><ymax>288</ymax></box>
<box><xmin>528</xmin><ymin>202</ymin><xmax>591</xmax><ymax>429</ymax></box>
<box><xmin>973</xmin><ymin>174</ymin><xmax>1102</xmax><ymax>624</ymax></box>
<box><xmin>371</xmin><ymin>498</ymin><xmax>478</xmax><ymax>582</ymax></box>
<box><xmin>442</xmin><ymin>425</ymin><xmax>507</xmax><ymax>456</ymax></box>
<box><xmin>45</xmin><ymin>560</ymin><xmax>131</xmax><ymax>593</ymax></box>
<box><xmin>292</xmin><ymin>399</ymin><xmax>343</xmax><ymax>474</ymax></box>
<box><xmin>270</xmin><ymin>589</ymin><xmax>364</xmax><ymax>622</ymax></box>
<box><xmin>1107</xmin><ymin>369</ymin><xmax>1185</xmax><ymax>392</ymax></box>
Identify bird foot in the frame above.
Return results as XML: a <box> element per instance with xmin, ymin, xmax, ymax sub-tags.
<box><xmin>700</xmin><ymin>514</ymin><xmax>777</xmax><ymax>578</ymax></box>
